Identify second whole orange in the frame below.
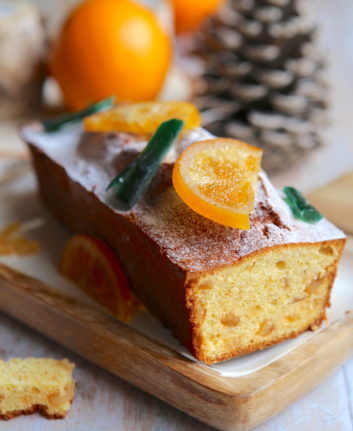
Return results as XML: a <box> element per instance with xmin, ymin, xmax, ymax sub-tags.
<box><xmin>50</xmin><ymin>0</ymin><xmax>172</xmax><ymax>111</ymax></box>
<box><xmin>171</xmin><ymin>0</ymin><xmax>224</xmax><ymax>34</ymax></box>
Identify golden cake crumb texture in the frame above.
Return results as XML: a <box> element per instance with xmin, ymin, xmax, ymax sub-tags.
<box><xmin>0</xmin><ymin>358</ymin><xmax>75</xmax><ymax>420</ymax></box>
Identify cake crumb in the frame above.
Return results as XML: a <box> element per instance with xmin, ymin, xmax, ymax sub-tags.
<box><xmin>0</xmin><ymin>358</ymin><xmax>75</xmax><ymax>420</ymax></box>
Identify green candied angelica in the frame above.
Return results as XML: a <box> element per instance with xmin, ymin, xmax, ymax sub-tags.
<box><xmin>42</xmin><ymin>96</ymin><xmax>115</xmax><ymax>132</ymax></box>
<box><xmin>107</xmin><ymin>118</ymin><xmax>184</xmax><ymax>210</ymax></box>
<box><xmin>283</xmin><ymin>186</ymin><xmax>323</xmax><ymax>223</ymax></box>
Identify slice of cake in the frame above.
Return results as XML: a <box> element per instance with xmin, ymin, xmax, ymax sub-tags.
<box><xmin>22</xmin><ymin>123</ymin><xmax>346</xmax><ymax>364</ymax></box>
<box><xmin>0</xmin><ymin>358</ymin><xmax>75</xmax><ymax>420</ymax></box>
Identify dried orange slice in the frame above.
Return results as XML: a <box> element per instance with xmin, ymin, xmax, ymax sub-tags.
<box><xmin>60</xmin><ymin>234</ymin><xmax>138</xmax><ymax>321</ymax></box>
<box><xmin>84</xmin><ymin>101</ymin><xmax>201</xmax><ymax>134</ymax></box>
<box><xmin>0</xmin><ymin>222</ymin><xmax>39</xmax><ymax>256</ymax></box>
<box><xmin>172</xmin><ymin>138</ymin><xmax>262</xmax><ymax>229</ymax></box>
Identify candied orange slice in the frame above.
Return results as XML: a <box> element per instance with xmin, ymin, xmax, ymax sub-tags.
<box><xmin>84</xmin><ymin>101</ymin><xmax>201</xmax><ymax>134</ymax></box>
<box><xmin>172</xmin><ymin>138</ymin><xmax>262</xmax><ymax>229</ymax></box>
<box><xmin>60</xmin><ymin>234</ymin><xmax>138</xmax><ymax>321</ymax></box>
<box><xmin>0</xmin><ymin>222</ymin><xmax>39</xmax><ymax>256</ymax></box>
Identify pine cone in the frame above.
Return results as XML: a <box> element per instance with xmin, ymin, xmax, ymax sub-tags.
<box><xmin>193</xmin><ymin>0</ymin><xmax>328</xmax><ymax>171</ymax></box>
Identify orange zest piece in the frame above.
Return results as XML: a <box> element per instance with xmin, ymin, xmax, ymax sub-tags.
<box><xmin>84</xmin><ymin>101</ymin><xmax>201</xmax><ymax>134</ymax></box>
<box><xmin>172</xmin><ymin>138</ymin><xmax>262</xmax><ymax>229</ymax></box>
<box><xmin>0</xmin><ymin>222</ymin><xmax>39</xmax><ymax>256</ymax></box>
<box><xmin>60</xmin><ymin>234</ymin><xmax>138</xmax><ymax>321</ymax></box>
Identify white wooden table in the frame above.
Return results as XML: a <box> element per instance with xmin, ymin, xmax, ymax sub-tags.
<box><xmin>0</xmin><ymin>310</ymin><xmax>353</xmax><ymax>431</ymax></box>
<box><xmin>1</xmin><ymin>0</ymin><xmax>353</xmax><ymax>429</ymax></box>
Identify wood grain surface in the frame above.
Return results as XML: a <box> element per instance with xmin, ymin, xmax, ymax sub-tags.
<box><xmin>2</xmin><ymin>310</ymin><xmax>353</xmax><ymax>431</ymax></box>
<box><xmin>0</xmin><ymin>253</ymin><xmax>352</xmax><ymax>431</ymax></box>
<box><xmin>309</xmin><ymin>172</ymin><xmax>353</xmax><ymax>236</ymax></box>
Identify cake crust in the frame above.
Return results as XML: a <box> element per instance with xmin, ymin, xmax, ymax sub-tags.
<box><xmin>22</xmin><ymin>124</ymin><xmax>344</xmax><ymax>274</ymax></box>
<box><xmin>0</xmin><ymin>403</ymin><xmax>71</xmax><ymax>420</ymax></box>
<box><xmin>22</xmin><ymin>124</ymin><xmax>346</xmax><ymax>364</ymax></box>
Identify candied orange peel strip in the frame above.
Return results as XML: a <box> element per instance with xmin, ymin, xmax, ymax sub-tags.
<box><xmin>172</xmin><ymin>138</ymin><xmax>262</xmax><ymax>229</ymax></box>
<box><xmin>84</xmin><ymin>101</ymin><xmax>201</xmax><ymax>134</ymax></box>
<box><xmin>0</xmin><ymin>222</ymin><xmax>39</xmax><ymax>256</ymax></box>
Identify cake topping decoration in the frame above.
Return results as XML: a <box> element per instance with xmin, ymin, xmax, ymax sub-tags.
<box><xmin>84</xmin><ymin>101</ymin><xmax>201</xmax><ymax>134</ymax></box>
<box><xmin>42</xmin><ymin>96</ymin><xmax>115</xmax><ymax>132</ymax></box>
<box><xmin>22</xmin><ymin>122</ymin><xmax>345</xmax><ymax>275</ymax></box>
<box><xmin>172</xmin><ymin>138</ymin><xmax>262</xmax><ymax>229</ymax></box>
<box><xmin>283</xmin><ymin>186</ymin><xmax>323</xmax><ymax>223</ymax></box>
<box><xmin>60</xmin><ymin>234</ymin><xmax>139</xmax><ymax>321</ymax></box>
<box><xmin>107</xmin><ymin>118</ymin><xmax>184</xmax><ymax>209</ymax></box>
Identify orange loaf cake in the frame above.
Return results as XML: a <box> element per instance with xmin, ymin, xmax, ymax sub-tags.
<box><xmin>22</xmin><ymin>124</ymin><xmax>346</xmax><ymax>364</ymax></box>
<box><xmin>0</xmin><ymin>358</ymin><xmax>75</xmax><ymax>420</ymax></box>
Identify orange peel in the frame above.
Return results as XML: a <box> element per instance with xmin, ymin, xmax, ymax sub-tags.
<box><xmin>60</xmin><ymin>234</ymin><xmax>138</xmax><ymax>321</ymax></box>
<box><xmin>84</xmin><ymin>101</ymin><xmax>201</xmax><ymax>134</ymax></box>
<box><xmin>172</xmin><ymin>138</ymin><xmax>262</xmax><ymax>229</ymax></box>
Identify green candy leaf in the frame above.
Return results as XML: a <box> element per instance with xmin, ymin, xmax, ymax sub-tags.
<box><xmin>42</xmin><ymin>96</ymin><xmax>115</xmax><ymax>132</ymax></box>
<box><xmin>283</xmin><ymin>186</ymin><xmax>323</xmax><ymax>223</ymax></box>
<box><xmin>107</xmin><ymin>118</ymin><xmax>184</xmax><ymax>210</ymax></box>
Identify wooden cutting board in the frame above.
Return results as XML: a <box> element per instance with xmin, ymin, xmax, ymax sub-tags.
<box><xmin>0</xmin><ymin>161</ymin><xmax>353</xmax><ymax>431</ymax></box>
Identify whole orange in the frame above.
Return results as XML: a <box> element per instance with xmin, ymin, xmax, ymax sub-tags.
<box><xmin>172</xmin><ymin>0</ymin><xmax>224</xmax><ymax>34</ymax></box>
<box><xmin>50</xmin><ymin>0</ymin><xmax>172</xmax><ymax>111</ymax></box>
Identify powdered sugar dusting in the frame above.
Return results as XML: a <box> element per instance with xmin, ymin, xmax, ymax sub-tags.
<box><xmin>134</xmin><ymin>168</ymin><xmax>345</xmax><ymax>272</ymax></box>
<box><xmin>22</xmin><ymin>123</ymin><xmax>345</xmax><ymax>273</ymax></box>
